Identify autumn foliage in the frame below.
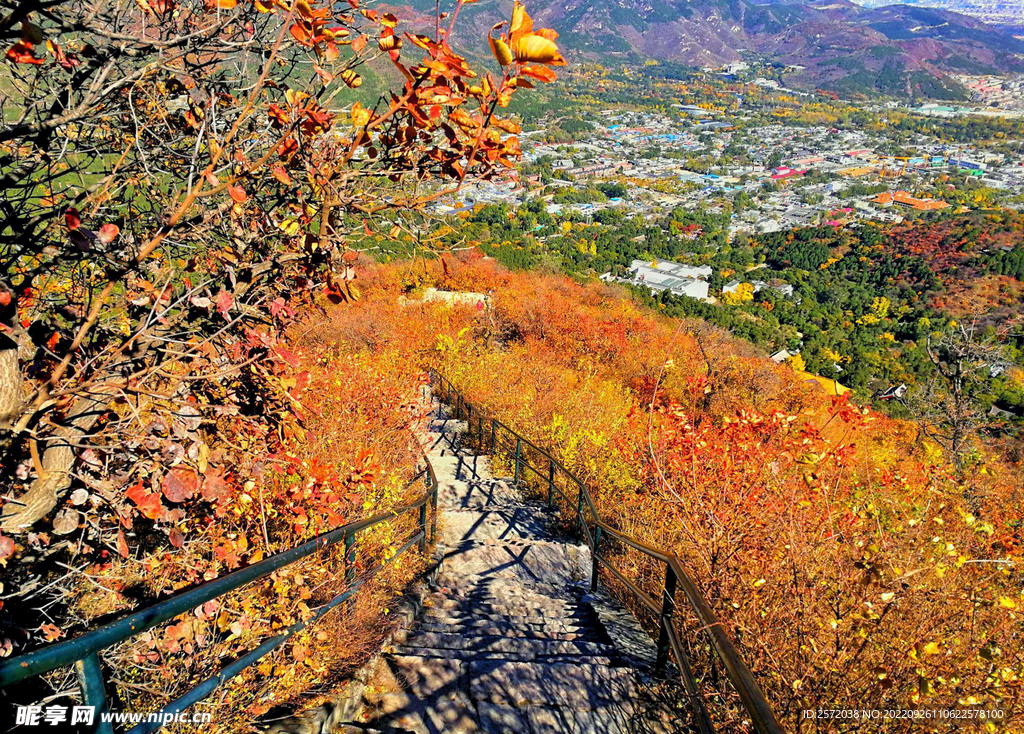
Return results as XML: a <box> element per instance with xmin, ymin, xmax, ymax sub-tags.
<box><xmin>2</xmin><ymin>0</ymin><xmax>1022</xmax><ymax>728</ymax></box>
<box><xmin>327</xmin><ymin>255</ymin><xmax>1021</xmax><ymax>732</ymax></box>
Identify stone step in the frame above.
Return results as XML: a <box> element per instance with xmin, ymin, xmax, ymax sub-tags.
<box><xmin>437</xmin><ymin>540</ymin><xmax>589</xmax><ymax>587</ymax></box>
<box><xmin>363</xmin><ymin>693</ymin><xmax>532</xmax><ymax>734</ymax></box>
<box><xmin>421</xmin><ymin>601</ymin><xmax>592</xmax><ymax>621</ymax></box>
<box><xmin>393</xmin><ymin>632</ymin><xmax>616</xmax><ymax>658</ymax></box>
<box><xmin>410</xmin><ymin>619</ymin><xmax>595</xmax><ymax>641</ymax></box>
<box><xmin>437</xmin><ymin>481</ymin><xmax>524</xmax><ymax>511</ymax></box>
<box><xmin>432</xmin><ymin>572</ymin><xmax>579</xmax><ymax>592</ymax></box>
<box><xmin>392</xmin><ymin>648</ymin><xmax>617</xmax><ymax>665</ymax></box>
<box><xmin>422</xmin><ymin>585</ymin><xmax>581</xmax><ymax>611</ymax></box>
<box><xmin>525</xmin><ymin>706</ymin><xmax>634</xmax><ymax>734</ymax></box>
<box><xmin>440</xmin><ymin>507</ymin><xmax>553</xmax><ymax>543</ymax></box>
<box><xmin>421</xmin><ymin>608</ymin><xmax>600</xmax><ymax>628</ymax></box>
<box><xmin>467</xmin><ymin>660</ymin><xmax>638</xmax><ymax>709</ymax></box>
<box><xmin>419</xmin><ymin>604</ymin><xmax>598</xmax><ymax>623</ymax></box>
<box><xmin>430</xmin><ymin>574</ymin><xmax>583</xmax><ymax>599</ymax></box>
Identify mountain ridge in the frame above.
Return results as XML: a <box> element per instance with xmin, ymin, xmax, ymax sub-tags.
<box><xmin>404</xmin><ymin>0</ymin><xmax>1024</xmax><ymax>97</ymax></box>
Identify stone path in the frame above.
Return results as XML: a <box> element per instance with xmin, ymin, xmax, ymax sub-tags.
<box><xmin>354</xmin><ymin>396</ymin><xmax>669</xmax><ymax>734</ymax></box>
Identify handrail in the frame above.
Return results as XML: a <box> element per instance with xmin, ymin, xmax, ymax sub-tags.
<box><xmin>1</xmin><ymin>455</ymin><xmax>441</xmax><ymax>734</ymax></box>
<box><xmin>432</xmin><ymin>371</ymin><xmax>785</xmax><ymax>734</ymax></box>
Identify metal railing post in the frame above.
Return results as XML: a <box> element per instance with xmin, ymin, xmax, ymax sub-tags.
<box><xmin>547</xmin><ymin>460</ymin><xmax>555</xmax><ymax>509</ymax></box>
<box><xmin>590</xmin><ymin>525</ymin><xmax>602</xmax><ymax>592</ymax></box>
<box><xmin>76</xmin><ymin>652</ymin><xmax>113</xmax><ymax>734</ymax></box>
<box><xmin>343</xmin><ymin>529</ymin><xmax>356</xmax><ymax>588</ymax></box>
<box><xmin>513</xmin><ymin>438</ymin><xmax>522</xmax><ymax>483</ymax></box>
<box><xmin>419</xmin><ymin>501</ymin><xmax>428</xmax><ymax>554</ymax></box>
<box><xmin>430</xmin><ymin>475</ymin><xmax>438</xmax><ymax>543</ymax></box>
<box><xmin>576</xmin><ymin>481</ymin><xmax>586</xmax><ymax>539</ymax></box>
<box><xmin>655</xmin><ymin>563</ymin><xmax>678</xmax><ymax>675</ymax></box>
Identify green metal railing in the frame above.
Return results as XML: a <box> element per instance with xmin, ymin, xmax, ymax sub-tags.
<box><xmin>432</xmin><ymin>371</ymin><xmax>785</xmax><ymax>734</ymax></box>
<box><xmin>0</xmin><ymin>461</ymin><xmax>440</xmax><ymax>734</ymax></box>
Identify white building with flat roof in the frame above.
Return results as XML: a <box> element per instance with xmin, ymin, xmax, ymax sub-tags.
<box><xmin>627</xmin><ymin>259</ymin><xmax>712</xmax><ymax>301</ymax></box>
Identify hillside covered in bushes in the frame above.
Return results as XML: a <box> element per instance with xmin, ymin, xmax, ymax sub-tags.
<box><xmin>2</xmin><ymin>248</ymin><xmax>1020</xmax><ymax>728</ymax></box>
<box><xmin>318</xmin><ymin>254</ymin><xmax>1022</xmax><ymax>729</ymax></box>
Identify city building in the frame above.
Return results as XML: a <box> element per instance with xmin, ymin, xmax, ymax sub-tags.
<box><xmin>626</xmin><ymin>259</ymin><xmax>712</xmax><ymax>301</ymax></box>
<box><xmin>873</xmin><ymin>191</ymin><xmax>950</xmax><ymax>211</ymax></box>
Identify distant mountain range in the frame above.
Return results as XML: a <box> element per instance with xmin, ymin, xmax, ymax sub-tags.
<box><xmin>403</xmin><ymin>0</ymin><xmax>1024</xmax><ymax>98</ymax></box>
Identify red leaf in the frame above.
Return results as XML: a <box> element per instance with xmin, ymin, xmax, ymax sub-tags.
<box><xmin>65</xmin><ymin>208</ymin><xmax>81</xmax><ymax>231</ymax></box>
<box><xmin>313</xmin><ymin>64</ymin><xmax>334</xmax><ymax>83</ymax></box>
<box><xmin>273</xmin><ymin>346</ymin><xmax>302</xmax><ymax>368</ymax></box>
<box><xmin>40</xmin><ymin>624</ymin><xmax>64</xmax><ymax>642</ymax></box>
<box><xmin>227</xmin><ymin>184</ymin><xmax>247</xmax><ymax>203</ymax></box>
<box><xmin>269</xmin><ymin>297</ymin><xmax>290</xmax><ymax>319</ymax></box>
<box><xmin>6</xmin><ymin>41</ymin><xmax>44</xmax><ymax>65</ymax></box>
<box><xmin>97</xmin><ymin>223</ymin><xmax>119</xmax><ymax>244</ymax></box>
<box><xmin>162</xmin><ymin>469</ymin><xmax>198</xmax><ymax>503</ymax></box>
<box><xmin>352</xmin><ymin>35</ymin><xmax>368</xmax><ymax>53</ymax></box>
<box><xmin>363</xmin><ymin>219</ymin><xmax>372</xmax><ymax>236</ymax></box>
<box><xmin>126</xmin><ymin>482</ymin><xmax>160</xmax><ymax>518</ymax></box>
<box><xmin>167</xmin><ymin>620</ymin><xmax>192</xmax><ymax>641</ymax></box>
<box><xmin>215</xmin><ymin>290</ymin><xmax>233</xmax><ymax>318</ymax></box>
<box><xmin>116</xmin><ymin>530</ymin><xmax>129</xmax><ymax>558</ymax></box>
<box><xmin>168</xmin><ymin>528</ymin><xmax>185</xmax><ymax>548</ymax></box>
<box><xmin>270</xmin><ymin>165</ymin><xmax>292</xmax><ymax>185</ymax></box>
<box><xmin>520</xmin><ymin>64</ymin><xmax>557</xmax><ymax>83</ymax></box>
<box><xmin>201</xmin><ymin>471</ymin><xmax>231</xmax><ymax>503</ymax></box>
<box><xmin>290</xmin><ymin>22</ymin><xmax>312</xmax><ymax>44</ymax></box>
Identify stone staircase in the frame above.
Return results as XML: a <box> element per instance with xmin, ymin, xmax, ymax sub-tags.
<box><xmin>352</xmin><ymin>397</ymin><xmax>670</xmax><ymax>734</ymax></box>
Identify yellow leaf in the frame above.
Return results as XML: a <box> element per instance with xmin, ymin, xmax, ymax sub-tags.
<box><xmin>351</xmin><ymin>102</ymin><xmax>371</xmax><ymax>128</ymax></box>
<box><xmin>489</xmin><ymin>35</ymin><xmax>513</xmax><ymax>66</ymax></box>
<box><xmin>512</xmin><ymin>34</ymin><xmax>561</xmax><ymax>64</ymax></box>
<box><xmin>998</xmin><ymin>596</ymin><xmax>1017</xmax><ymax>610</ymax></box>
<box><xmin>923</xmin><ymin>641</ymin><xmax>941</xmax><ymax>656</ymax></box>
<box><xmin>340</xmin><ymin>69</ymin><xmax>362</xmax><ymax>88</ymax></box>
<box><xmin>285</xmin><ymin>89</ymin><xmax>309</xmax><ymax>107</ymax></box>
